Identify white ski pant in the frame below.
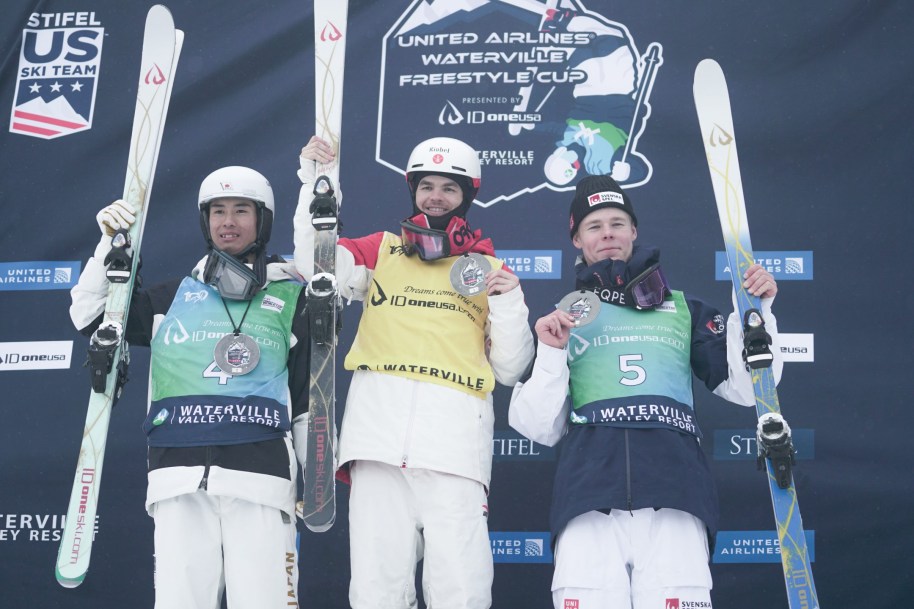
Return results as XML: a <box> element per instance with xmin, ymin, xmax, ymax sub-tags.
<box><xmin>348</xmin><ymin>460</ymin><xmax>493</xmax><ymax>609</ymax></box>
<box><xmin>552</xmin><ymin>508</ymin><xmax>712</xmax><ymax>609</ymax></box>
<box><xmin>152</xmin><ymin>492</ymin><xmax>299</xmax><ymax>609</ymax></box>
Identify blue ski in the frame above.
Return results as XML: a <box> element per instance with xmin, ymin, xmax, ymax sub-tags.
<box><xmin>693</xmin><ymin>58</ymin><xmax>819</xmax><ymax>609</ymax></box>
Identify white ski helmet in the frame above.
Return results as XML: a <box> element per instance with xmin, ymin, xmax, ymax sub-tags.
<box><xmin>405</xmin><ymin>137</ymin><xmax>481</xmax><ymax>202</ymax></box>
<box><xmin>197</xmin><ymin>166</ymin><xmax>274</xmax><ymax>251</ymax></box>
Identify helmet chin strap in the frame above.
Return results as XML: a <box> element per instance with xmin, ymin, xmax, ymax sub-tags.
<box><xmin>232</xmin><ymin>239</ymin><xmax>265</xmax><ymax>262</ymax></box>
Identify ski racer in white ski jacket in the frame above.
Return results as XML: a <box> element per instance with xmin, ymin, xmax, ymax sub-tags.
<box><xmin>70</xmin><ymin>167</ymin><xmax>309</xmax><ymax>609</ymax></box>
<box><xmin>70</xmin><ymin>253</ymin><xmax>309</xmax><ymax>517</ymax></box>
<box><xmin>295</xmin><ymin>136</ymin><xmax>534</xmax><ymax>609</ymax></box>
<box><xmin>294</xmin><ymin>138</ymin><xmax>533</xmax><ymax>490</ymax></box>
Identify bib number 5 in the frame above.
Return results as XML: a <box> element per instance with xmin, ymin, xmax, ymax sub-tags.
<box><xmin>618</xmin><ymin>354</ymin><xmax>646</xmax><ymax>386</ymax></box>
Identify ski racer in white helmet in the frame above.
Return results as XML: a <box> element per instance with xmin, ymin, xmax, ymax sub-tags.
<box><xmin>404</xmin><ymin>136</ymin><xmax>481</xmax><ymax>224</ymax></box>
<box><xmin>293</xmin><ymin>135</ymin><xmax>534</xmax><ymax>609</ymax></box>
<box><xmin>69</xmin><ymin>166</ymin><xmax>309</xmax><ymax>608</ymax></box>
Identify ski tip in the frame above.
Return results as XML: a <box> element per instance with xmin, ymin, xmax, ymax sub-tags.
<box><xmin>695</xmin><ymin>57</ymin><xmax>722</xmax><ymax>74</ymax></box>
<box><xmin>692</xmin><ymin>58</ymin><xmax>728</xmax><ymax>98</ymax></box>
<box><xmin>147</xmin><ymin>4</ymin><xmax>176</xmax><ymax>28</ymax></box>
<box><xmin>694</xmin><ymin>58</ymin><xmax>726</xmax><ymax>87</ymax></box>
<box><xmin>174</xmin><ymin>29</ymin><xmax>186</xmax><ymax>57</ymax></box>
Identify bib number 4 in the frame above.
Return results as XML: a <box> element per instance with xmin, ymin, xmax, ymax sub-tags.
<box><xmin>203</xmin><ymin>361</ymin><xmax>233</xmax><ymax>385</ymax></box>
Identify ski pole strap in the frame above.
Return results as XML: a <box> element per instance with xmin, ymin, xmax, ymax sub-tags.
<box><xmin>310</xmin><ymin>175</ymin><xmax>338</xmax><ymax>232</ymax></box>
<box><xmin>741</xmin><ymin>308</ymin><xmax>773</xmax><ymax>369</ymax></box>
<box><xmin>104</xmin><ymin>229</ymin><xmax>134</xmax><ymax>283</ymax></box>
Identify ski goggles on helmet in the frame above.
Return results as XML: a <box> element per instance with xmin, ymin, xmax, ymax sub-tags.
<box><xmin>203</xmin><ymin>248</ymin><xmax>262</xmax><ymax>300</ymax></box>
<box><xmin>625</xmin><ymin>263</ymin><xmax>671</xmax><ymax>310</ymax></box>
<box><xmin>400</xmin><ymin>218</ymin><xmax>450</xmax><ymax>261</ymax></box>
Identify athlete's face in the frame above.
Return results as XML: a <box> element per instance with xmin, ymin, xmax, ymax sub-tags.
<box><xmin>572</xmin><ymin>208</ymin><xmax>637</xmax><ymax>265</ymax></box>
<box><xmin>414</xmin><ymin>174</ymin><xmax>464</xmax><ymax>217</ymax></box>
<box><xmin>208</xmin><ymin>198</ymin><xmax>258</xmax><ymax>256</ymax></box>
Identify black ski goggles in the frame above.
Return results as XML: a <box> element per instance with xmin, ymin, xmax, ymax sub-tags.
<box><xmin>625</xmin><ymin>263</ymin><xmax>671</xmax><ymax>310</ymax></box>
<box><xmin>203</xmin><ymin>249</ymin><xmax>262</xmax><ymax>301</ymax></box>
<box><xmin>400</xmin><ymin>219</ymin><xmax>450</xmax><ymax>261</ymax></box>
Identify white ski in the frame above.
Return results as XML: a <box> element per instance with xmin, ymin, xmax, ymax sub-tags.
<box><xmin>55</xmin><ymin>5</ymin><xmax>182</xmax><ymax>588</ymax></box>
<box><xmin>301</xmin><ymin>0</ymin><xmax>347</xmax><ymax>533</ymax></box>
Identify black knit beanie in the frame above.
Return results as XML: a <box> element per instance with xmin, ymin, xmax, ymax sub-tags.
<box><xmin>568</xmin><ymin>175</ymin><xmax>637</xmax><ymax>237</ymax></box>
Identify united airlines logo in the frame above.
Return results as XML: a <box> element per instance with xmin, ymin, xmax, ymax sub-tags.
<box><xmin>378</xmin><ymin>1</ymin><xmax>663</xmax><ymax>207</ymax></box>
<box><xmin>495</xmin><ymin>250</ymin><xmax>561</xmax><ymax>280</ymax></box>
<box><xmin>713</xmin><ymin>530</ymin><xmax>815</xmax><ymax>564</ymax></box>
<box><xmin>489</xmin><ymin>531</ymin><xmax>552</xmax><ymax>563</ymax></box>
<box><xmin>716</xmin><ymin>251</ymin><xmax>813</xmax><ymax>281</ymax></box>
<box><xmin>10</xmin><ymin>12</ymin><xmax>104</xmax><ymax>139</ymax></box>
<box><xmin>0</xmin><ymin>261</ymin><xmax>79</xmax><ymax>291</ymax></box>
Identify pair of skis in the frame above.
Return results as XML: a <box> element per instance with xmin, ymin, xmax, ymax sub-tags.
<box><xmin>55</xmin><ymin>5</ymin><xmax>183</xmax><ymax>588</ymax></box>
<box><xmin>300</xmin><ymin>0</ymin><xmax>348</xmax><ymax>533</ymax></box>
<box><xmin>694</xmin><ymin>59</ymin><xmax>820</xmax><ymax>609</ymax></box>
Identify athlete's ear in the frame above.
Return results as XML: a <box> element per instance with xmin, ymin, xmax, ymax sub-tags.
<box><xmin>571</xmin><ymin>231</ymin><xmax>582</xmax><ymax>250</ymax></box>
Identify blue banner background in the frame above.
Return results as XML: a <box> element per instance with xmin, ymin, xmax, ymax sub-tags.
<box><xmin>1</xmin><ymin>1</ymin><xmax>912</xmax><ymax>608</ymax></box>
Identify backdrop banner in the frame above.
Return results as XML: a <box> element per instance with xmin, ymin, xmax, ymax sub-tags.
<box><xmin>2</xmin><ymin>1</ymin><xmax>912</xmax><ymax>608</ymax></box>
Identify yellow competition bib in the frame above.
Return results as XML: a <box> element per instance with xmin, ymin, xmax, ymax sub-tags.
<box><xmin>344</xmin><ymin>232</ymin><xmax>500</xmax><ymax>395</ymax></box>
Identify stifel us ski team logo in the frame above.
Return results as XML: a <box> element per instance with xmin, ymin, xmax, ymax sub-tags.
<box><xmin>378</xmin><ymin>0</ymin><xmax>664</xmax><ymax>207</ymax></box>
<box><xmin>10</xmin><ymin>13</ymin><xmax>104</xmax><ymax>139</ymax></box>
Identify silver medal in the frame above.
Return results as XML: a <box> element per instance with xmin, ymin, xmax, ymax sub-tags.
<box><xmin>449</xmin><ymin>253</ymin><xmax>492</xmax><ymax>296</ymax></box>
<box><xmin>556</xmin><ymin>290</ymin><xmax>602</xmax><ymax>327</ymax></box>
<box><xmin>214</xmin><ymin>332</ymin><xmax>260</xmax><ymax>375</ymax></box>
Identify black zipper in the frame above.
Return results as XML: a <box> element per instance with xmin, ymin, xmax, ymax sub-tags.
<box><xmin>198</xmin><ymin>446</ymin><xmax>213</xmax><ymax>490</ymax></box>
<box><xmin>624</xmin><ymin>429</ymin><xmax>633</xmax><ymax>513</ymax></box>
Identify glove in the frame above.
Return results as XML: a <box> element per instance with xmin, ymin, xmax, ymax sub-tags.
<box><xmin>297</xmin><ymin>136</ymin><xmax>342</xmax><ymax>205</ymax></box>
<box><xmin>297</xmin><ymin>147</ymin><xmax>317</xmax><ymax>185</ymax></box>
<box><xmin>96</xmin><ymin>199</ymin><xmax>137</xmax><ymax>237</ymax></box>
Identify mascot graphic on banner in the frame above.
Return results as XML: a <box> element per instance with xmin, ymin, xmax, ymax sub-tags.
<box><xmin>378</xmin><ymin>0</ymin><xmax>663</xmax><ymax>206</ymax></box>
